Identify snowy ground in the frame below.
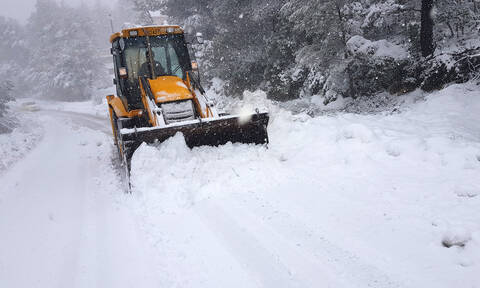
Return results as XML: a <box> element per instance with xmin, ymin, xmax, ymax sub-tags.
<box><xmin>1</xmin><ymin>83</ymin><xmax>479</xmax><ymax>288</ymax></box>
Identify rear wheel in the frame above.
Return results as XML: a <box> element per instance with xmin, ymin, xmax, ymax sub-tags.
<box><xmin>108</xmin><ymin>106</ymin><xmax>118</xmax><ymax>147</ymax></box>
<box><xmin>112</xmin><ymin>112</ymin><xmax>123</xmax><ymax>161</ymax></box>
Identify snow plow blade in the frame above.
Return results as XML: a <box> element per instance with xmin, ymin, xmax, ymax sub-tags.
<box><xmin>120</xmin><ymin>112</ymin><xmax>269</xmax><ymax>166</ymax></box>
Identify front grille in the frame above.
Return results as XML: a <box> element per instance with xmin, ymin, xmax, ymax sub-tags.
<box><xmin>161</xmin><ymin>100</ymin><xmax>196</xmax><ymax>124</ymax></box>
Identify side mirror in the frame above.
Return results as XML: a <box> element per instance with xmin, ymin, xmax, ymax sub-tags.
<box><xmin>119</xmin><ymin>67</ymin><xmax>128</xmax><ymax>79</ymax></box>
<box><xmin>196</xmin><ymin>32</ymin><xmax>204</xmax><ymax>44</ymax></box>
<box><xmin>191</xmin><ymin>61</ymin><xmax>198</xmax><ymax>71</ymax></box>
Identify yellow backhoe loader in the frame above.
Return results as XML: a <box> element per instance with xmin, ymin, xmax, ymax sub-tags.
<box><xmin>106</xmin><ymin>26</ymin><xmax>269</xmax><ymax>182</ymax></box>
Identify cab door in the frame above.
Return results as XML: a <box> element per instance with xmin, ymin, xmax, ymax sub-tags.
<box><xmin>111</xmin><ymin>39</ymin><xmax>129</xmax><ymax>110</ymax></box>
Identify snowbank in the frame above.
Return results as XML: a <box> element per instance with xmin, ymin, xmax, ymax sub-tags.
<box><xmin>0</xmin><ymin>112</ymin><xmax>43</xmax><ymax>174</ymax></box>
<box><xmin>347</xmin><ymin>35</ymin><xmax>409</xmax><ymax>60</ymax></box>
<box><xmin>130</xmin><ymin>83</ymin><xmax>480</xmax><ymax>287</ymax></box>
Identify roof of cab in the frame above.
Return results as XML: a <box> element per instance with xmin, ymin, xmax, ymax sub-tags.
<box><xmin>109</xmin><ymin>25</ymin><xmax>184</xmax><ymax>43</ymax></box>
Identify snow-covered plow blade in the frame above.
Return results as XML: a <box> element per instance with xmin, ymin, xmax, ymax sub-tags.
<box><xmin>119</xmin><ymin>112</ymin><xmax>269</xmax><ymax>166</ymax></box>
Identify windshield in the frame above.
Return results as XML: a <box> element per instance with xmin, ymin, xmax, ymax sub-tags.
<box><xmin>123</xmin><ymin>34</ymin><xmax>191</xmax><ymax>83</ymax></box>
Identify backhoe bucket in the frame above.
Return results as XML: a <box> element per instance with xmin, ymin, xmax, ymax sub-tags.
<box><xmin>119</xmin><ymin>112</ymin><xmax>269</xmax><ymax>167</ymax></box>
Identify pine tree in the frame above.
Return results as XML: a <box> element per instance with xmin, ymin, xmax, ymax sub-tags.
<box><xmin>421</xmin><ymin>0</ymin><xmax>435</xmax><ymax>57</ymax></box>
<box><xmin>130</xmin><ymin>0</ymin><xmax>166</xmax><ymax>25</ymax></box>
<box><xmin>0</xmin><ymin>80</ymin><xmax>14</xmax><ymax>118</ymax></box>
<box><xmin>154</xmin><ymin>0</ymin><xmax>479</xmax><ymax>102</ymax></box>
<box><xmin>435</xmin><ymin>0</ymin><xmax>479</xmax><ymax>39</ymax></box>
<box><xmin>26</xmin><ymin>0</ymin><xmax>102</xmax><ymax>101</ymax></box>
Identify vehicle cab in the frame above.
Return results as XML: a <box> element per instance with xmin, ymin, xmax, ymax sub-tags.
<box><xmin>109</xmin><ymin>26</ymin><xmax>195</xmax><ymax>110</ymax></box>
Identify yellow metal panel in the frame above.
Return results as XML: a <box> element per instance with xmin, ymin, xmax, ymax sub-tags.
<box><xmin>148</xmin><ymin>76</ymin><xmax>193</xmax><ymax>104</ymax></box>
<box><xmin>106</xmin><ymin>95</ymin><xmax>142</xmax><ymax>118</ymax></box>
<box><xmin>106</xmin><ymin>95</ymin><xmax>129</xmax><ymax>117</ymax></box>
<box><xmin>109</xmin><ymin>32</ymin><xmax>122</xmax><ymax>43</ymax></box>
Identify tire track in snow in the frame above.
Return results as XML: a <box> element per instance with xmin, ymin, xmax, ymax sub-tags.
<box><xmin>196</xmin><ymin>200</ymin><xmax>349</xmax><ymax>288</ymax></box>
<box><xmin>197</xmin><ymin>199</ymin><xmax>404</xmax><ymax>288</ymax></box>
<box><xmin>196</xmin><ymin>201</ymin><xmax>311</xmax><ymax>288</ymax></box>
<box><xmin>39</xmin><ymin>109</ymin><xmax>111</xmax><ymax>135</ymax></box>
<box><xmin>0</xmin><ymin>114</ymin><xmax>162</xmax><ymax>288</ymax></box>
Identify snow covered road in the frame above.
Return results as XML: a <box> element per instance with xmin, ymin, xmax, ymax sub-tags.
<box><xmin>1</xmin><ymin>84</ymin><xmax>480</xmax><ymax>288</ymax></box>
<box><xmin>0</xmin><ymin>112</ymin><xmax>161</xmax><ymax>287</ymax></box>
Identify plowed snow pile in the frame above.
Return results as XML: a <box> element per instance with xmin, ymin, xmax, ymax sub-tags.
<box><xmin>129</xmin><ymin>83</ymin><xmax>480</xmax><ymax>287</ymax></box>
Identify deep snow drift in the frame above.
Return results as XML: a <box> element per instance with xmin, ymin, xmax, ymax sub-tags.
<box><xmin>129</xmin><ymin>83</ymin><xmax>480</xmax><ymax>287</ymax></box>
<box><xmin>0</xmin><ymin>83</ymin><xmax>479</xmax><ymax>288</ymax></box>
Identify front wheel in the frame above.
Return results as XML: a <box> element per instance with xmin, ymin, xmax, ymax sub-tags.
<box><xmin>113</xmin><ymin>113</ymin><xmax>131</xmax><ymax>193</ymax></box>
<box><xmin>112</xmin><ymin>112</ymin><xmax>123</xmax><ymax>161</ymax></box>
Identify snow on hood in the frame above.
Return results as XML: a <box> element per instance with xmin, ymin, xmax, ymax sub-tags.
<box><xmin>149</xmin><ymin>76</ymin><xmax>193</xmax><ymax>103</ymax></box>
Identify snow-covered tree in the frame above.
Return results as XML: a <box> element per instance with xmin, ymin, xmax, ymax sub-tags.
<box><xmin>0</xmin><ymin>17</ymin><xmax>27</xmax><ymax>107</ymax></box>
<box><xmin>0</xmin><ymin>80</ymin><xmax>14</xmax><ymax>118</ymax></box>
<box><xmin>26</xmin><ymin>0</ymin><xmax>103</xmax><ymax>101</ymax></box>
<box><xmin>435</xmin><ymin>0</ymin><xmax>479</xmax><ymax>38</ymax></box>
<box><xmin>0</xmin><ymin>17</ymin><xmax>29</xmax><ymax>65</ymax></box>
<box><xmin>129</xmin><ymin>0</ymin><xmax>166</xmax><ymax>25</ymax></box>
<box><xmin>0</xmin><ymin>80</ymin><xmax>15</xmax><ymax>133</ymax></box>
<box><xmin>111</xmin><ymin>0</ymin><xmax>138</xmax><ymax>29</ymax></box>
<box><xmin>207</xmin><ymin>1</ymin><xmax>275</xmax><ymax>95</ymax></box>
<box><xmin>151</xmin><ymin>0</ymin><xmax>480</xmax><ymax>104</ymax></box>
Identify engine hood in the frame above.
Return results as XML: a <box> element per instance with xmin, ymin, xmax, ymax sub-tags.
<box><xmin>148</xmin><ymin>76</ymin><xmax>193</xmax><ymax>104</ymax></box>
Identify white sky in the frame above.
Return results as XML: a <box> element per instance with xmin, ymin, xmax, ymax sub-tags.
<box><xmin>0</xmin><ymin>0</ymin><xmax>115</xmax><ymax>24</ymax></box>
